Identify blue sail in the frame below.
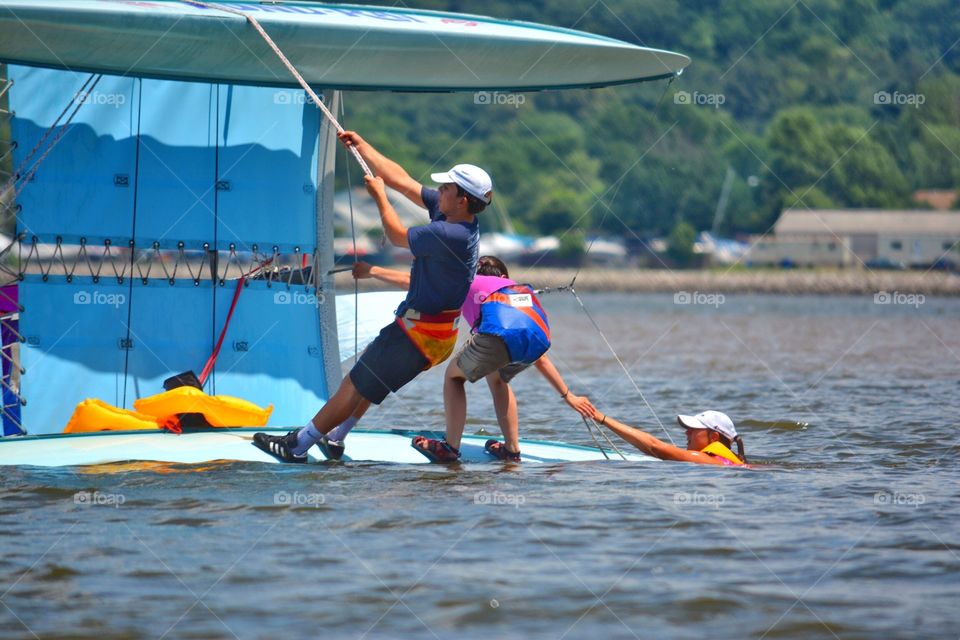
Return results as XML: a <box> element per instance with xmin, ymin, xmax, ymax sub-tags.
<box><xmin>7</xmin><ymin>65</ymin><xmax>340</xmax><ymax>434</ymax></box>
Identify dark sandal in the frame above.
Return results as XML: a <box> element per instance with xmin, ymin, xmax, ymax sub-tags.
<box><xmin>411</xmin><ymin>435</ymin><xmax>461</xmax><ymax>463</ymax></box>
<box><xmin>484</xmin><ymin>439</ymin><xmax>521</xmax><ymax>462</ymax></box>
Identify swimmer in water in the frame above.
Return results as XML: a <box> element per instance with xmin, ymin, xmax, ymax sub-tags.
<box><xmin>591</xmin><ymin>409</ymin><xmax>747</xmax><ymax>466</ymax></box>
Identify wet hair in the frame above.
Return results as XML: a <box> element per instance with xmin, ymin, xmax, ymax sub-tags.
<box><xmin>477</xmin><ymin>255</ymin><xmax>509</xmax><ymax>278</ymax></box>
<box><xmin>456</xmin><ymin>184</ymin><xmax>488</xmax><ymax>215</ymax></box>
<box><xmin>718</xmin><ymin>433</ymin><xmax>747</xmax><ymax>464</ymax></box>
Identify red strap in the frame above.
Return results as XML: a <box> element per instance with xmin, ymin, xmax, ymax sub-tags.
<box><xmin>198</xmin><ymin>276</ymin><xmax>245</xmax><ymax>386</ymax></box>
<box><xmin>159</xmin><ymin>416</ymin><xmax>182</xmax><ymax>435</ymax></box>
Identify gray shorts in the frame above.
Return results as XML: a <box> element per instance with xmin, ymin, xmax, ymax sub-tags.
<box><xmin>349</xmin><ymin>321</ymin><xmax>429</xmax><ymax>404</ymax></box>
<box><xmin>455</xmin><ymin>333</ymin><xmax>531</xmax><ymax>383</ymax></box>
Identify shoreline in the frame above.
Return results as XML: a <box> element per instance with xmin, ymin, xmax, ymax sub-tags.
<box><xmin>335</xmin><ymin>268</ymin><xmax>960</xmax><ymax>296</ymax></box>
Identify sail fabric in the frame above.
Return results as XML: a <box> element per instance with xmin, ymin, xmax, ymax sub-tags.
<box><xmin>9</xmin><ymin>65</ymin><xmax>333</xmax><ymax>434</ymax></box>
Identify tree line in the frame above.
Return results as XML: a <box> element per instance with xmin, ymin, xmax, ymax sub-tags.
<box><xmin>340</xmin><ymin>0</ymin><xmax>960</xmax><ymax>238</ymax></box>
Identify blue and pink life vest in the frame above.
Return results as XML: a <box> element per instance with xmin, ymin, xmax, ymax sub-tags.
<box><xmin>475</xmin><ymin>285</ymin><xmax>551</xmax><ymax>365</ymax></box>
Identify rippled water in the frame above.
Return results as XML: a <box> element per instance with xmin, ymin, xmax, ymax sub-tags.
<box><xmin>2</xmin><ymin>294</ymin><xmax>958</xmax><ymax>639</ymax></box>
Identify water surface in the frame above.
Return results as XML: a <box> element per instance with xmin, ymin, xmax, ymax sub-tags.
<box><xmin>2</xmin><ymin>294</ymin><xmax>958</xmax><ymax>639</ymax></box>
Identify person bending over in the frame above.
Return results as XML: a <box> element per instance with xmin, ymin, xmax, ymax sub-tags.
<box><xmin>413</xmin><ymin>255</ymin><xmax>594</xmax><ymax>463</ymax></box>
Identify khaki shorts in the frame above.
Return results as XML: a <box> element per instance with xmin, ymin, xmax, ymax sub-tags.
<box><xmin>455</xmin><ymin>333</ymin><xmax>531</xmax><ymax>383</ymax></box>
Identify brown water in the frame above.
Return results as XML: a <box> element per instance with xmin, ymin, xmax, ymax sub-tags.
<box><xmin>2</xmin><ymin>293</ymin><xmax>958</xmax><ymax>639</ymax></box>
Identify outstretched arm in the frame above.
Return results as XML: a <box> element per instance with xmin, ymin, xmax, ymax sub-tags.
<box><xmin>365</xmin><ymin>176</ymin><xmax>409</xmax><ymax>248</ymax></box>
<box><xmin>594</xmin><ymin>413</ymin><xmax>726</xmax><ymax>465</ymax></box>
<box><xmin>339</xmin><ymin>131</ymin><xmax>424</xmax><ymax>207</ymax></box>
<box><xmin>353</xmin><ymin>262</ymin><xmax>410</xmax><ymax>290</ymax></box>
<box><xmin>534</xmin><ymin>354</ymin><xmax>595</xmax><ymax>418</ymax></box>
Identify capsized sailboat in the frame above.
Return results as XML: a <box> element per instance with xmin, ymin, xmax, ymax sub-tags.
<box><xmin>0</xmin><ymin>1</ymin><xmax>686</xmax><ymax>467</ymax></box>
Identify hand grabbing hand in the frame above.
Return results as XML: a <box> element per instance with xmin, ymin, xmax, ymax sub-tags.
<box><xmin>565</xmin><ymin>393</ymin><xmax>596</xmax><ymax>418</ymax></box>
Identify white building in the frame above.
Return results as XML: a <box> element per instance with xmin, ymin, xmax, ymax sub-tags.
<box><xmin>747</xmin><ymin>209</ymin><xmax>960</xmax><ymax>268</ymax></box>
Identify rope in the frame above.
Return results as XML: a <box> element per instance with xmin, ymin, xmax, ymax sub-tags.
<box><xmin>531</xmin><ymin>107</ymin><xmax>678</xmax><ymax>447</ymax></box>
<box><xmin>185</xmin><ymin>1</ymin><xmax>372</xmax><ymax>177</ymax></box>
<box><xmin>581</xmin><ymin>415</ymin><xmax>610</xmax><ymax>460</ymax></box>
<box><xmin>340</xmin><ymin>96</ymin><xmax>360</xmax><ymax>364</ymax></box>
<box><xmin>569</xmin><ymin>286</ymin><xmax>675</xmax><ymax>445</ymax></box>
<box><xmin>2</xmin><ymin>74</ymin><xmax>103</xmax><ymax>203</ymax></box>
<box><xmin>586</xmin><ymin>416</ymin><xmax>628</xmax><ymax>460</ymax></box>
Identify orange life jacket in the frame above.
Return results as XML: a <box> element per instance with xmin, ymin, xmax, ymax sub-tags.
<box><xmin>396</xmin><ymin>308</ymin><xmax>461</xmax><ymax>369</ymax></box>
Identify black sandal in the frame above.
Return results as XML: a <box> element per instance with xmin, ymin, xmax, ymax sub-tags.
<box><xmin>411</xmin><ymin>435</ymin><xmax>461</xmax><ymax>463</ymax></box>
<box><xmin>484</xmin><ymin>439</ymin><xmax>521</xmax><ymax>462</ymax></box>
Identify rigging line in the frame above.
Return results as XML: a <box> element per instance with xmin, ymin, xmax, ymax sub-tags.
<box><xmin>581</xmin><ymin>415</ymin><xmax>610</xmax><ymax>460</ymax></box>
<box><xmin>555</xmin><ymin>80</ymin><xmax>678</xmax><ymax>445</ymax></box>
<box><xmin>569</xmin><ymin>285</ymin><xmax>676</xmax><ymax>445</ymax></box>
<box><xmin>7</xmin><ymin>74</ymin><xmax>105</xmax><ymax>203</ymax></box>
<box><xmin>655</xmin><ymin>74</ymin><xmax>677</xmax><ymax>110</ymax></box>
<box><xmin>588</xmin><ymin>416</ymin><xmax>628</xmax><ymax>460</ymax></box>
<box><xmin>339</xmin><ymin>96</ymin><xmax>359</xmax><ymax>365</ymax></box>
<box><xmin>3</xmin><ymin>73</ymin><xmax>98</xmax><ymax>193</ymax></box>
<box><xmin>121</xmin><ymin>79</ymin><xmax>143</xmax><ymax>409</ymax></box>
<box><xmin>186</xmin><ymin>1</ymin><xmax>372</xmax><ymax>177</ymax></box>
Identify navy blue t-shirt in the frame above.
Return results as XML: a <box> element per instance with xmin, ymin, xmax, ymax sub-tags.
<box><xmin>396</xmin><ymin>187</ymin><xmax>479</xmax><ymax>316</ymax></box>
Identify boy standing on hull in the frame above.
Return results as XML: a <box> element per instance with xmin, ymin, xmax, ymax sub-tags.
<box><xmin>252</xmin><ymin>131</ymin><xmax>491</xmax><ymax>463</ymax></box>
<box><xmin>413</xmin><ymin>256</ymin><xmax>595</xmax><ymax>463</ymax></box>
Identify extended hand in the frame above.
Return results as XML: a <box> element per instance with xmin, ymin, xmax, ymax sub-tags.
<box><xmin>352</xmin><ymin>261</ymin><xmax>373</xmax><ymax>279</ymax></box>
<box><xmin>566</xmin><ymin>394</ymin><xmax>596</xmax><ymax>418</ymax></box>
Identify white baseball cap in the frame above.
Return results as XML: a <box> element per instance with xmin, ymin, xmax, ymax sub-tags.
<box><xmin>431</xmin><ymin>164</ymin><xmax>493</xmax><ymax>204</ymax></box>
<box><xmin>677</xmin><ymin>411</ymin><xmax>738</xmax><ymax>441</ymax></box>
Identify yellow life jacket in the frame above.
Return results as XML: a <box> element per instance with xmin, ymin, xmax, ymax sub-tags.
<box><xmin>133</xmin><ymin>386</ymin><xmax>273</xmax><ymax>427</ymax></box>
<box><xmin>63</xmin><ymin>388</ymin><xmax>273</xmax><ymax>433</ymax></box>
<box><xmin>395</xmin><ymin>308</ymin><xmax>461</xmax><ymax>369</ymax></box>
<box><xmin>701</xmin><ymin>441</ymin><xmax>745</xmax><ymax>466</ymax></box>
<box><xmin>64</xmin><ymin>399</ymin><xmax>160</xmax><ymax>433</ymax></box>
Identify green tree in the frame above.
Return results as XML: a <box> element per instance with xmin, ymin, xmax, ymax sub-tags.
<box><xmin>667</xmin><ymin>221</ymin><xmax>697</xmax><ymax>267</ymax></box>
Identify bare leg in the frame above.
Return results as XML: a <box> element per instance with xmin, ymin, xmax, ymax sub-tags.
<box><xmin>443</xmin><ymin>359</ymin><xmax>468</xmax><ymax>449</ymax></box>
<box><xmin>352</xmin><ymin>399</ymin><xmax>371</xmax><ymax>419</ymax></box>
<box><xmin>309</xmin><ymin>376</ymin><xmax>367</xmax><ymax>434</ymax></box>
<box><xmin>325</xmin><ymin>396</ymin><xmax>372</xmax><ymax>442</ymax></box>
<box><xmin>486</xmin><ymin>373</ymin><xmax>519</xmax><ymax>453</ymax></box>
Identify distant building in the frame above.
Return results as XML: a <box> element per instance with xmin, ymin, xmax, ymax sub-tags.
<box><xmin>747</xmin><ymin>209</ymin><xmax>960</xmax><ymax>268</ymax></box>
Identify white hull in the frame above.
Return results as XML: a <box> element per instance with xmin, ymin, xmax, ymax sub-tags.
<box><xmin>0</xmin><ymin>428</ymin><xmax>653</xmax><ymax>467</ymax></box>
